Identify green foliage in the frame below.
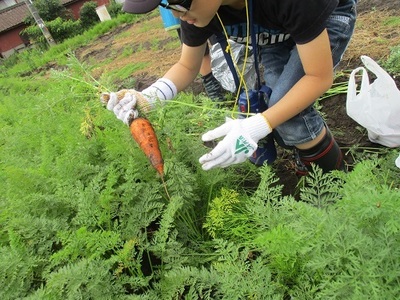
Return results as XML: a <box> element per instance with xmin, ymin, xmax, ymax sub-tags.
<box><xmin>383</xmin><ymin>45</ymin><xmax>400</xmax><ymax>75</ymax></box>
<box><xmin>37</xmin><ymin>258</ymin><xmax>123</xmax><ymax>299</ymax></box>
<box><xmin>381</xmin><ymin>18</ymin><xmax>400</xmax><ymax>74</ymax></box>
<box><xmin>1</xmin><ymin>17</ymin><xmax>400</xmax><ymax>300</ymax></box>
<box><xmin>5</xmin><ymin>12</ymin><xmax>140</xmax><ymax>77</ymax></box>
<box><xmin>299</xmin><ymin>165</ymin><xmax>343</xmax><ymax>208</ymax></box>
<box><xmin>0</xmin><ymin>232</ymin><xmax>43</xmax><ymax>299</ymax></box>
<box><xmin>24</xmin><ymin>0</ymin><xmax>70</xmax><ymax>25</ymax></box>
<box><xmin>107</xmin><ymin>0</ymin><xmax>124</xmax><ymax>18</ymax></box>
<box><xmin>22</xmin><ymin>17</ymin><xmax>83</xmax><ymax>48</ymax></box>
<box><xmin>383</xmin><ymin>15</ymin><xmax>400</xmax><ymax>27</ymax></box>
<box><xmin>203</xmin><ymin>188</ymin><xmax>240</xmax><ymax>238</ymax></box>
<box><xmin>20</xmin><ymin>25</ymin><xmax>46</xmax><ymax>50</ymax></box>
<box><xmin>108</xmin><ymin>62</ymin><xmax>150</xmax><ymax>82</ymax></box>
<box><xmin>51</xmin><ymin>227</ymin><xmax>121</xmax><ymax>264</ymax></box>
<box><xmin>80</xmin><ymin>1</ymin><xmax>100</xmax><ymax>29</ymax></box>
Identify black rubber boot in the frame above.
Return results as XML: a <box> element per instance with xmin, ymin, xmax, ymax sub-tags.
<box><xmin>295</xmin><ymin>128</ymin><xmax>345</xmax><ymax>176</ymax></box>
<box><xmin>202</xmin><ymin>72</ymin><xmax>225</xmax><ymax>102</ymax></box>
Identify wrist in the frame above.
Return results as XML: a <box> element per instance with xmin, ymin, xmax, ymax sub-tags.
<box><xmin>141</xmin><ymin>78</ymin><xmax>177</xmax><ymax>108</ymax></box>
<box><xmin>243</xmin><ymin>114</ymin><xmax>272</xmax><ymax>141</ymax></box>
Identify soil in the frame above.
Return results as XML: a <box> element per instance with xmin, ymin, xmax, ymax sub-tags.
<box><xmin>75</xmin><ymin>1</ymin><xmax>400</xmax><ymax>196</ymax></box>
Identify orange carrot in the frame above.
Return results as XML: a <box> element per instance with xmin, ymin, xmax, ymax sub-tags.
<box><xmin>129</xmin><ymin>117</ymin><xmax>164</xmax><ymax>177</ymax></box>
<box><xmin>100</xmin><ymin>92</ymin><xmax>164</xmax><ymax>177</ymax></box>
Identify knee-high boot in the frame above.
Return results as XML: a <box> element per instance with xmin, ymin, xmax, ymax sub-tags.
<box><xmin>295</xmin><ymin>128</ymin><xmax>345</xmax><ymax>175</ymax></box>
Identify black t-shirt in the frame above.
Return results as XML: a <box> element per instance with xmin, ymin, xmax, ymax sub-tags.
<box><xmin>181</xmin><ymin>0</ymin><xmax>342</xmax><ymax>47</ymax></box>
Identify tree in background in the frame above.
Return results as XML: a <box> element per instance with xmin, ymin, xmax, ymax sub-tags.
<box><xmin>22</xmin><ymin>0</ymin><xmax>78</xmax><ymax>47</ymax></box>
<box><xmin>80</xmin><ymin>1</ymin><xmax>100</xmax><ymax>29</ymax></box>
<box><xmin>107</xmin><ymin>0</ymin><xmax>124</xmax><ymax>18</ymax></box>
<box><xmin>24</xmin><ymin>0</ymin><xmax>71</xmax><ymax>25</ymax></box>
<box><xmin>22</xmin><ymin>0</ymin><xmax>126</xmax><ymax>48</ymax></box>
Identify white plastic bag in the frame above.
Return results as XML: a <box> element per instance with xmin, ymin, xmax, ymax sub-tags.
<box><xmin>396</xmin><ymin>153</ymin><xmax>400</xmax><ymax>169</ymax></box>
<box><xmin>346</xmin><ymin>55</ymin><xmax>400</xmax><ymax>147</ymax></box>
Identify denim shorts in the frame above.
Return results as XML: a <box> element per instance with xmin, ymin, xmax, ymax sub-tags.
<box><xmin>259</xmin><ymin>0</ymin><xmax>357</xmax><ymax>147</ymax></box>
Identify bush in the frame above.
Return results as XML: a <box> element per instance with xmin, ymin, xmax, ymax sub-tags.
<box><xmin>47</xmin><ymin>17</ymin><xmax>83</xmax><ymax>43</ymax></box>
<box><xmin>107</xmin><ymin>0</ymin><xmax>124</xmax><ymax>18</ymax></box>
<box><xmin>80</xmin><ymin>1</ymin><xmax>100</xmax><ymax>29</ymax></box>
<box><xmin>24</xmin><ymin>0</ymin><xmax>71</xmax><ymax>25</ymax></box>
<box><xmin>22</xmin><ymin>17</ymin><xmax>83</xmax><ymax>48</ymax></box>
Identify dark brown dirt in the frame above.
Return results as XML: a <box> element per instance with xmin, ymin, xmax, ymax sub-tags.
<box><xmin>75</xmin><ymin>1</ymin><xmax>400</xmax><ymax>196</ymax></box>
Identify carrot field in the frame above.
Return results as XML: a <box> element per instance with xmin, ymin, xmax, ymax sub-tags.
<box><xmin>1</xmin><ymin>7</ymin><xmax>400</xmax><ymax>300</ymax></box>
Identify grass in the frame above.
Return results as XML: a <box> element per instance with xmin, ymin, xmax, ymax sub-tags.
<box><xmin>138</xmin><ymin>19</ymin><xmax>163</xmax><ymax>33</ymax></box>
<box><xmin>109</xmin><ymin>62</ymin><xmax>150</xmax><ymax>80</ymax></box>
<box><xmin>346</xmin><ymin>12</ymin><xmax>400</xmax><ymax>62</ymax></box>
<box><xmin>383</xmin><ymin>16</ymin><xmax>400</xmax><ymax>27</ymax></box>
<box><xmin>1</xmin><ymin>13</ymin><xmax>141</xmax><ymax>77</ymax></box>
<box><xmin>114</xmin><ymin>30</ymin><xmax>135</xmax><ymax>40</ymax></box>
<box><xmin>164</xmin><ymin>37</ymin><xmax>181</xmax><ymax>50</ymax></box>
<box><xmin>120</xmin><ymin>47</ymin><xmax>134</xmax><ymax>58</ymax></box>
<box><xmin>383</xmin><ymin>45</ymin><xmax>400</xmax><ymax>74</ymax></box>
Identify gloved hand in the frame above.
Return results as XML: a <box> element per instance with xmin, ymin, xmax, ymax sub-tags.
<box><xmin>199</xmin><ymin>114</ymin><xmax>272</xmax><ymax>170</ymax></box>
<box><xmin>100</xmin><ymin>79</ymin><xmax>178</xmax><ymax>126</ymax></box>
<box><xmin>100</xmin><ymin>89</ymin><xmax>150</xmax><ymax>125</ymax></box>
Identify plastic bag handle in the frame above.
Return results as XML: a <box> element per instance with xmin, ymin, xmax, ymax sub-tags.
<box><xmin>347</xmin><ymin>66</ymin><xmax>369</xmax><ymax>102</ymax></box>
<box><xmin>361</xmin><ymin>55</ymin><xmax>398</xmax><ymax>89</ymax></box>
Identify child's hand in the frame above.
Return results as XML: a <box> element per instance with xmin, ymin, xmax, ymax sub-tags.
<box><xmin>199</xmin><ymin>114</ymin><xmax>272</xmax><ymax>170</ymax></box>
<box><xmin>100</xmin><ymin>89</ymin><xmax>151</xmax><ymax>125</ymax></box>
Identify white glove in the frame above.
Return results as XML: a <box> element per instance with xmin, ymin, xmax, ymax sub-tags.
<box><xmin>106</xmin><ymin>91</ymin><xmax>139</xmax><ymax>125</ymax></box>
<box><xmin>199</xmin><ymin>114</ymin><xmax>272</xmax><ymax>170</ymax></box>
<box><xmin>101</xmin><ymin>78</ymin><xmax>178</xmax><ymax>126</ymax></box>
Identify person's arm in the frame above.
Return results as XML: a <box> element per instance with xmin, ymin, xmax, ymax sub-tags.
<box><xmin>199</xmin><ymin>29</ymin><xmax>335</xmax><ymax>170</ymax></box>
<box><xmin>101</xmin><ymin>42</ymin><xmax>207</xmax><ymax>125</ymax></box>
<box><xmin>163</xmin><ymin>42</ymin><xmax>208</xmax><ymax>92</ymax></box>
<box><xmin>263</xmin><ymin>29</ymin><xmax>334</xmax><ymax>129</ymax></box>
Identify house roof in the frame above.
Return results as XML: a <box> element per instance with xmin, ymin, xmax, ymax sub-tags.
<box><xmin>0</xmin><ymin>2</ymin><xmax>29</xmax><ymax>33</ymax></box>
<box><xmin>0</xmin><ymin>0</ymin><xmax>81</xmax><ymax>33</ymax></box>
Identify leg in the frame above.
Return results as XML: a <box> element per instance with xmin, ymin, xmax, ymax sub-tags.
<box><xmin>295</xmin><ymin>0</ymin><xmax>357</xmax><ymax>174</ymax></box>
<box><xmin>295</xmin><ymin>127</ymin><xmax>345</xmax><ymax>175</ymax></box>
<box><xmin>201</xmin><ymin>44</ymin><xmax>225</xmax><ymax>102</ymax></box>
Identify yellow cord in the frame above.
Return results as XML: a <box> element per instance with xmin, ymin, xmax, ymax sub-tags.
<box><xmin>216</xmin><ymin>0</ymin><xmax>252</xmax><ymax>118</ymax></box>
